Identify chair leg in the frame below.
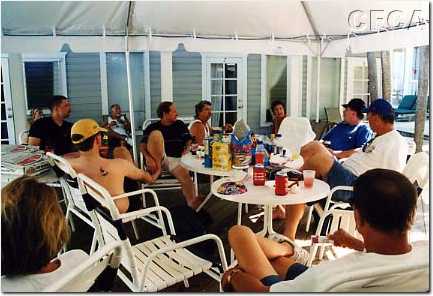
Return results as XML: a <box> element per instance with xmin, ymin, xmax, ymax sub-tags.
<box><xmin>305</xmin><ymin>205</ymin><xmax>314</xmax><ymax>232</ymax></box>
<box><xmin>307</xmin><ymin>244</ymin><xmax>318</xmax><ymax>267</ymax></box>
<box><xmin>90</xmin><ymin>231</ymin><xmax>97</xmax><ymax>255</ymax></box>
<box><xmin>183</xmin><ymin>279</ymin><xmax>190</xmax><ymax>288</ymax></box>
<box><xmin>131</xmin><ymin>221</ymin><xmax>140</xmax><ymax>240</ymax></box>
<box><xmin>66</xmin><ymin>207</ymin><xmax>76</xmax><ymax>232</ymax></box>
<box><xmin>318</xmin><ymin>245</ymin><xmax>326</xmax><ymax>261</ymax></box>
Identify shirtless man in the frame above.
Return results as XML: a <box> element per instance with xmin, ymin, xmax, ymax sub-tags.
<box><xmin>67</xmin><ymin>118</ymin><xmax>159</xmax><ymax>213</ymax></box>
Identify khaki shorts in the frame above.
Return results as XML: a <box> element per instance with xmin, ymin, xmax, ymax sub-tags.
<box><xmin>162</xmin><ymin>156</ymin><xmax>181</xmax><ymax>173</ymax></box>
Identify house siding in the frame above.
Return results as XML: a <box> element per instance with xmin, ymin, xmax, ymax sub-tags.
<box><xmin>66</xmin><ymin>52</ymin><xmax>102</xmax><ymax>123</ymax></box>
<box><xmin>172</xmin><ymin>47</ymin><xmax>202</xmax><ymax>118</ymax></box>
<box><xmin>149</xmin><ymin>51</ymin><xmax>161</xmax><ymax>119</ymax></box>
<box><xmin>247</xmin><ymin>54</ymin><xmax>261</xmax><ymax>131</ymax></box>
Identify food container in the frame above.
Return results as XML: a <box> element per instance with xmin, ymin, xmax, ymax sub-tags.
<box><xmin>253</xmin><ymin>164</ymin><xmax>266</xmax><ymax>186</ymax></box>
<box><xmin>275</xmin><ymin>171</ymin><xmax>289</xmax><ymax>196</ymax></box>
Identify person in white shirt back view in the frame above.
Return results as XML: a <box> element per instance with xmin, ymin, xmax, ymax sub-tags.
<box><xmin>222</xmin><ymin>169</ymin><xmax>427</xmax><ymax>292</ymax></box>
<box><xmin>282</xmin><ymin>99</ymin><xmax>408</xmax><ymax>241</ymax></box>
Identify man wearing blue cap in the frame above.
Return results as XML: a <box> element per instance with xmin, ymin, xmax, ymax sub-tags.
<box><xmin>321</xmin><ymin>98</ymin><xmax>373</xmax><ymax>159</ymax></box>
<box><xmin>282</xmin><ymin>99</ymin><xmax>408</xmax><ymax>241</ymax></box>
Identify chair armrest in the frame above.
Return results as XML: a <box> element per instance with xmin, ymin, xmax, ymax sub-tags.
<box><xmin>118</xmin><ymin>205</ymin><xmax>176</xmax><ymax>235</ymax></box>
<box><xmin>112</xmin><ymin>188</ymin><xmax>158</xmax><ymax>200</ymax></box>
<box><xmin>139</xmin><ymin>233</ymin><xmax>228</xmax><ymax>291</ymax></box>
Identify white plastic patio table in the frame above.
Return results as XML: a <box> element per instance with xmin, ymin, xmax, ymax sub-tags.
<box><xmin>211</xmin><ymin>172</ymin><xmax>330</xmax><ymax>238</ymax></box>
<box><xmin>180</xmin><ymin>153</ymin><xmax>247</xmax><ymax>212</ymax></box>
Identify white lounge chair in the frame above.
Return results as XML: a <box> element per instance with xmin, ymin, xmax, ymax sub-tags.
<box><xmin>43</xmin><ymin>241</ymin><xmax>123</xmax><ymax>292</ymax></box>
<box><xmin>77</xmin><ymin>172</ymin><xmax>228</xmax><ymax>292</ymax></box>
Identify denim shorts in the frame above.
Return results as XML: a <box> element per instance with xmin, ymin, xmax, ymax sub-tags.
<box><xmin>326</xmin><ymin>160</ymin><xmax>357</xmax><ymax>202</ymax></box>
<box><xmin>260</xmin><ymin>263</ymin><xmax>308</xmax><ymax>286</ymax></box>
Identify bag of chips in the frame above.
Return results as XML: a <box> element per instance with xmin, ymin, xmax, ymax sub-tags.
<box><xmin>231</xmin><ymin>119</ymin><xmax>253</xmax><ymax>167</ymax></box>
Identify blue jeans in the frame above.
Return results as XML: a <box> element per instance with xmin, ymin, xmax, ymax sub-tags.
<box><xmin>326</xmin><ymin>160</ymin><xmax>357</xmax><ymax>202</ymax></box>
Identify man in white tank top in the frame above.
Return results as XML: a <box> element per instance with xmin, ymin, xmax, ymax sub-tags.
<box><xmin>189</xmin><ymin>100</ymin><xmax>212</xmax><ymax>145</ymax></box>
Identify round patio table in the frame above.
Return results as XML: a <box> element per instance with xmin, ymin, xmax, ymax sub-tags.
<box><xmin>211</xmin><ymin>172</ymin><xmax>330</xmax><ymax>238</ymax></box>
<box><xmin>180</xmin><ymin>153</ymin><xmax>247</xmax><ymax>212</ymax></box>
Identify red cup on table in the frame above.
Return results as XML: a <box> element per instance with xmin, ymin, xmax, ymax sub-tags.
<box><xmin>303</xmin><ymin>170</ymin><xmax>315</xmax><ymax>188</ymax></box>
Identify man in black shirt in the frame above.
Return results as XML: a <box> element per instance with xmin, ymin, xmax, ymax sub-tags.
<box><xmin>140</xmin><ymin>101</ymin><xmax>203</xmax><ymax>209</ymax></box>
<box><xmin>28</xmin><ymin>95</ymin><xmax>76</xmax><ymax>156</ymax></box>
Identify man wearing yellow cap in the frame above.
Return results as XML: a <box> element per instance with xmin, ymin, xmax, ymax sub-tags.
<box><xmin>67</xmin><ymin>119</ymin><xmax>160</xmax><ymax>213</ymax></box>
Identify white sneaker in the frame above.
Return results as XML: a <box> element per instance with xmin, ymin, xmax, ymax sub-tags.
<box><xmin>291</xmin><ymin>246</ymin><xmax>310</xmax><ymax>266</ymax></box>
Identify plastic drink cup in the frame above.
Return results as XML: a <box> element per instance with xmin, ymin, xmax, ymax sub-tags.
<box><xmin>303</xmin><ymin>170</ymin><xmax>315</xmax><ymax>188</ymax></box>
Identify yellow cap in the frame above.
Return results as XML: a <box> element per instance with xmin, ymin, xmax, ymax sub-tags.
<box><xmin>71</xmin><ymin>119</ymin><xmax>107</xmax><ymax>144</ymax></box>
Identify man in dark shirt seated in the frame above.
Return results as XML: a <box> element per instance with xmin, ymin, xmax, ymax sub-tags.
<box><xmin>140</xmin><ymin>101</ymin><xmax>203</xmax><ymax>209</ymax></box>
<box><xmin>28</xmin><ymin>95</ymin><xmax>76</xmax><ymax>156</ymax></box>
<box><xmin>320</xmin><ymin>98</ymin><xmax>372</xmax><ymax>159</ymax></box>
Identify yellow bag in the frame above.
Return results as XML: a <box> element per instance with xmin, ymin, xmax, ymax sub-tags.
<box><xmin>212</xmin><ymin>142</ymin><xmax>232</xmax><ymax>171</ymax></box>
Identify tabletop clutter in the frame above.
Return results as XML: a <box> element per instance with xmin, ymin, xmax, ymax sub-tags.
<box><xmin>190</xmin><ymin>119</ymin><xmax>311</xmax><ymax>196</ymax></box>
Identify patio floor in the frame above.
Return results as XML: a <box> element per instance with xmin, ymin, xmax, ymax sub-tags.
<box><xmin>64</xmin><ymin>175</ymin><xmax>429</xmax><ymax>292</ymax></box>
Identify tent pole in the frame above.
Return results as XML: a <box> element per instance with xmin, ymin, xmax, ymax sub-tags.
<box><xmin>315</xmin><ymin>42</ymin><xmax>321</xmax><ymax>123</ymax></box>
<box><xmin>125</xmin><ymin>35</ymin><xmax>138</xmax><ymax>165</ymax></box>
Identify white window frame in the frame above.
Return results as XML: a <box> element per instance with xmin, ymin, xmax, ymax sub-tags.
<box><xmin>202</xmin><ymin>53</ymin><xmax>247</xmax><ymax>125</ymax></box>
<box><xmin>21</xmin><ymin>53</ymin><xmax>67</xmax><ymax>114</ymax></box>
<box><xmin>261</xmin><ymin>55</ymin><xmax>301</xmax><ymax>126</ymax></box>
<box><xmin>1</xmin><ymin>54</ymin><xmax>16</xmax><ymax>144</ymax></box>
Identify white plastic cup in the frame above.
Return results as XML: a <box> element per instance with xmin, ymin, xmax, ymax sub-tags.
<box><xmin>303</xmin><ymin>170</ymin><xmax>316</xmax><ymax>188</ymax></box>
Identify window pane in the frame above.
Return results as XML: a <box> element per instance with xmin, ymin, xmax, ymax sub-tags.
<box><xmin>225</xmin><ymin>63</ymin><xmax>237</xmax><ymax>78</ymax></box>
<box><xmin>225</xmin><ymin>80</ymin><xmax>237</xmax><ymax>95</ymax></box>
<box><xmin>24</xmin><ymin>61</ymin><xmax>54</xmax><ymax>109</ymax></box>
<box><xmin>225</xmin><ymin>96</ymin><xmax>237</xmax><ymax>111</ymax></box>
<box><xmin>267</xmin><ymin>56</ymin><xmax>287</xmax><ymax>121</ymax></box>
<box><xmin>211</xmin><ymin>112</ymin><xmax>223</xmax><ymax>127</ymax></box>
<box><xmin>1</xmin><ymin>122</ymin><xmax>8</xmax><ymax>140</ymax></box>
<box><xmin>211</xmin><ymin>64</ymin><xmax>223</xmax><ymax>79</ymax></box>
<box><xmin>211</xmin><ymin>80</ymin><xmax>223</xmax><ymax>95</ymax></box>
<box><xmin>1</xmin><ymin>104</ymin><xmax>5</xmax><ymax>121</ymax></box>
<box><xmin>225</xmin><ymin>111</ymin><xmax>237</xmax><ymax>125</ymax></box>
<box><xmin>211</xmin><ymin>96</ymin><xmax>223</xmax><ymax>112</ymax></box>
<box><xmin>354</xmin><ymin>66</ymin><xmax>363</xmax><ymax>79</ymax></box>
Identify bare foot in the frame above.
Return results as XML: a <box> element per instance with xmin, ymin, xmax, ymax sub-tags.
<box><xmin>272</xmin><ymin>205</ymin><xmax>286</xmax><ymax>220</ymax></box>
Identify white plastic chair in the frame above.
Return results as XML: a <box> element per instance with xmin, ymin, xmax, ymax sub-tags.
<box><xmin>307</xmin><ymin>186</ymin><xmax>359</xmax><ymax>267</ymax></box>
<box><xmin>77</xmin><ymin>172</ymin><xmax>228</xmax><ymax>292</ymax></box>
<box><xmin>18</xmin><ymin>129</ymin><xmax>29</xmax><ymax>144</ymax></box>
<box><xmin>273</xmin><ymin>117</ymin><xmax>316</xmax><ymax>154</ymax></box>
<box><xmin>403</xmin><ymin>151</ymin><xmax>429</xmax><ymax>190</ymax></box>
<box><xmin>46</xmin><ymin>152</ymin><xmax>99</xmax><ymax>254</ymax></box>
<box><xmin>43</xmin><ymin>241</ymin><xmax>123</xmax><ymax>292</ymax></box>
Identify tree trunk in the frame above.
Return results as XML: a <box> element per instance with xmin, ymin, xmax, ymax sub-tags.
<box><xmin>367</xmin><ymin>52</ymin><xmax>378</xmax><ymax>103</ymax></box>
<box><xmin>414</xmin><ymin>46</ymin><xmax>429</xmax><ymax>153</ymax></box>
<box><xmin>381</xmin><ymin>51</ymin><xmax>391</xmax><ymax>101</ymax></box>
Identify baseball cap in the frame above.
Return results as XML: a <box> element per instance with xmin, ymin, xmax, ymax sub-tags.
<box><xmin>342</xmin><ymin>98</ymin><xmax>367</xmax><ymax>113</ymax></box>
<box><xmin>367</xmin><ymin>99</ymin><xmax>394</xmax><ymax>118</ymax></box>
<box><xmin>71</xmin><ymin>119</ymin><xmax>107</xmax><ymax>144</ymax></box>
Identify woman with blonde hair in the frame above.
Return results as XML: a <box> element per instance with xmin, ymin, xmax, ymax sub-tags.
<box><xmin>1</xmin><ymin>176</ymin><xmax>87</xmax><ymax>292</ymax></box>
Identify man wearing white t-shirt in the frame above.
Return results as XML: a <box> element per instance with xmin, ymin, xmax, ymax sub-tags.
<box><xmin>222</xmin><ymin>169</ymin><xmax>428</xmax><ymax>292</ymax></box>
<box><xmin>282</xmin><ymin>99</ymin><xmax>408</xmax><ymax>240</ymax></box>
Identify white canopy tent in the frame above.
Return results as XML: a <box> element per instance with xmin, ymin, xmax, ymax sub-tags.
<box><xmin>1</xmin><ymin>0</ymin><xmax>429</xmax><ymax>161</ymax></box>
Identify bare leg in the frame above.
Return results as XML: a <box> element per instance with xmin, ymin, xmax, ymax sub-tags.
<box><xmin>113</xmin><ymin>146</ymin><xmax>133</xmax><ymax>162</ymax></box>
<box><xmin>302</xmin><ymin>146</ymin><xmax>334</xmax><ymax>178</ymax></box>
<box><xmin>228</xmin><ymin>225</ymin><xmax>279</xmax><ymax>279</ymax></box>
<box><xmin>146</xmin><ymin>130</ymin><xmax>165</xmax><ymax>172</ymax></box>
<box><xmin>300</xmin><ymin>141</ymin><xmax>323</xmax><ymax>163</ymax></box>
<box><xmin>170</xmin><ymin>165</ymin><xmax>200</xmax><ymax>208</ymax></box>
<box><xmin>282</xmin><ymin>204</ymin><xmax>305</xmax><ymax>240</ymax></box>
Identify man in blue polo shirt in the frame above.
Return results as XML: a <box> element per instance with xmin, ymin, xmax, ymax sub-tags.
<box><xmin>322</xmin><ymin>98</ymin><xmax>372</xmax><ymax>159</ymax></box>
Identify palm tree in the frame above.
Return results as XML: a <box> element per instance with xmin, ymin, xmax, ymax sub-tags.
<box><xmin>381</xmin><ymin>51</ymin><xmax>391</xmax><ymax>101</ymax></box>
<box><xmin>414</xmin><ymin>46</ymin><xmax>429</xmax><ymax>153</ymax></box>
<box><xmin>367</xmin><ymin>52</ymin><xmax>378</xmax><ymax>103</ymax></box>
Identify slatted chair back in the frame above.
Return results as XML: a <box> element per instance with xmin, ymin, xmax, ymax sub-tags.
<box><xmin>43</xmin><ymin>241</ymin><xmax>123</xmax><ymax>292</ymax></box>
<box><xmin>46</xmin><ymin>152</ymin><xmax>87</xmax><ymax>212</ymax></box>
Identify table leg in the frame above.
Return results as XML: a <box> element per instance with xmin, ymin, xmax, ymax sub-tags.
<box><xmin>193</xmin><ymin>171</ymin><xmax>199</xmax><ymax>196</ymax></box>
<box><xmin>195</xmin><ymin>175</ymin><xmax>214</xmax><ymax>212</ymax></box>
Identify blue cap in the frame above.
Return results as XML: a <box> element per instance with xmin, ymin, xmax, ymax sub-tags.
<box><xmin>367</xmin><ymin>99</ymin><xmax>394</xmax><ymax>117</ymax></box>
